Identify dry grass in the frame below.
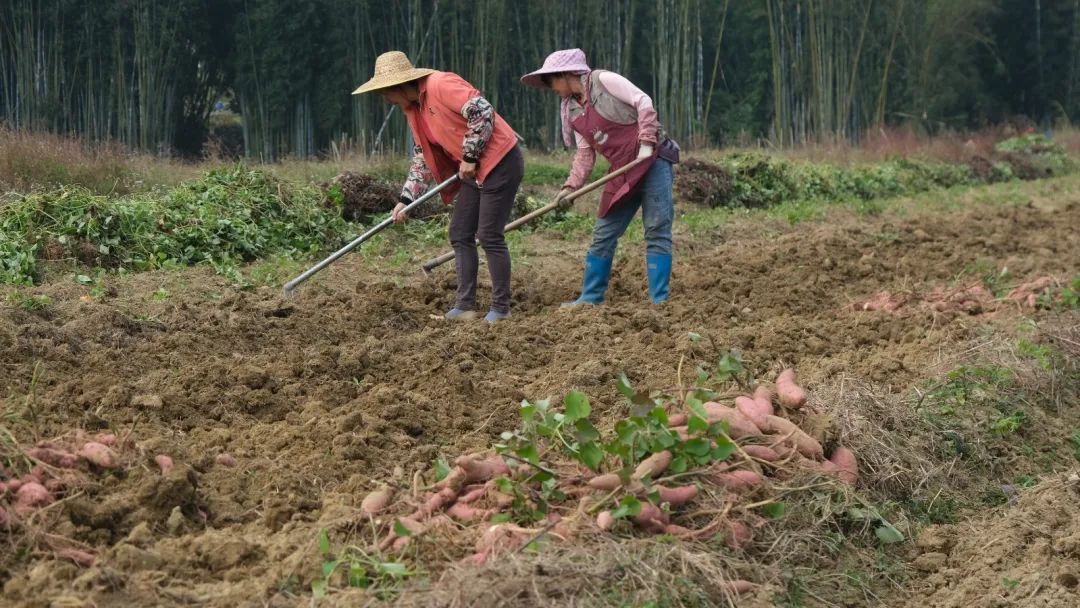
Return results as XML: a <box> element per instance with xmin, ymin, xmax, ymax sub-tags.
<box><xmin>5</xmin><ymin>124</ymin><xmax>1076</xmax><ymax>198</ymax></box>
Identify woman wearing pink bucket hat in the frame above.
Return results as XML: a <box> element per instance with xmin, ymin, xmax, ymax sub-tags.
<box><xmin>522</xmin><ymin>48</ymin><xmax>679</xmax><ymax>306</ymax></box>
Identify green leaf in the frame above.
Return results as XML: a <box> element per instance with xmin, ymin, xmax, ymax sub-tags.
<box><xmin>311</xmin><ymin>578</ymin><xmax>328</xmax><ymax>599</ymax></box>
<box><xmin>317</xmin><ymin>529</ymin><xmax>331</xmax><ymax>556</ymax></box>
<box><xmin>687</xmin><ymin>414</ymin><xmax>709</xmax><ymax>435</ymax></box>
<box><xmin>393</xmin><ymin>520</ymin><xmax>412</xmax><ymax>537</ymax></box>
<box><xmin>528</xmin><ymin>470</ymin><xmax>554</xmax><ymax>483</ymax></box>
<box><xmin>715</xmin><ymin>352</ymin><xmax>744</xmax><ymax>380</ymax></box>
<box><xmin>520</xmin><ymin>400</ymin><xmax>537</xmax><ymax>422</ymax></box>
<box><xmin>761</xmin><ymin>502</ymin><xmax>786</xmax><ymax>519</ymax></box>
<box><xmin>649</xmin><ymin>407</ymin><xmax>669</xmax><ymax>426</ymax></box>
<box><xmin>711</xmin><ymin>434</ymin><xmax>737</xmax><ymax>461</ymax></box>
<box><xmin>847</xmin><ymin>507</ymin><xmax>875</xmax><ymax>521</ymax></box>
<box><xmin>647</xmin><ymin>488</ymin><xmax>661</xmax><ymax>504</ymax></box>
<box><xmin>76</xmin><ymin>274</ymin><xmax>93</xmax><ymax>284</ymax></box>
<box><xmin>683</xmin><ymin>437</ymin><xmax>711</xmax><ymax>457</ymax></box>
<box><xmin>433</xmin><ymin>457</ymin><xmax>451</xmax><ymax>481</ymax></box>
<box><xmin>490</xmin><ymin>513</ymin><xmax>512</xmax><ymax>524</ymax></box>
<box><xmin>875</xmin><ymin>524</ymin><xmax>904</xmax><ymax>544</ymax></box>
<box><xmin>614</xmin><ymin>420</ymin><xmax>637</xmax><ymax>443</ymax></box>
<box><xmin>616</xmin><ymin>374</ymin><xmax>635</xmax><ymax>399</ymax></box>
<box><xmin>515</xmin><ymin>443</ymin><xmax>541</xmax><ymax>466</ymax></box>
<box><xmin>579</xmin><ymin>441</ymin><xmax>605</xmax><ymax>471</ymax></box>
<box><xmin>348</xmin><ymin>564</ymin><xmax>369</xmax><ymax>588</ymax></box>
<box><xmin>686</xmin><ymin>396</ymin><xmax>708</xmax><ymax>421</ymax></box>
<box><xmin>669</xmin><ymin>455</ymin><xmax>688</xmax><ymax>473</ymax></box>
<box><xmin>379</xmin><ymin>562</ymin><xmax>408</xmax><ymax>577</ymax></box>
<box><xmin>322</xmin><ymin>559</ymin><xmax>340</xmax><ymax>578</ymax></box>
<box><xmin>688</xmin><ymin>331</ymin><xmax>702</xmax><ymax>342</ymax></box>
<box><xmin>611</xmin><ymin>495</ymin><xmax>642</xmax><ymax>519</ymax></box>
<box><xmin>564</xmin><ymin>390</ymin><xmax>591</xmax><ymax>421</ymax></box>
<box><xmin>574</xmin><ymin>419</ymin><xmax>600</xmax><ymax>443</ymax></box>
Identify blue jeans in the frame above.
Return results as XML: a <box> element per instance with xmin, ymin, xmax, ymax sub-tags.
<box><xmin>588</xmin><ymin>159</ymin><xmax>674</xmax><ymax>259</ymax></box>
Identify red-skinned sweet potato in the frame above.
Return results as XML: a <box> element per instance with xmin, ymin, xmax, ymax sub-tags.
<box><xmin>763</xmin><ymin>415</ymin><xmax>823</xmax><ymax>459</ymax></box>
<box><xmin>776</xmin><ymin>369</ymin><xmax>807</xmax><ymax>408</ymax></box>
<box><xmin>634</xmin><ymin>450</ymin><xmax>673</xmax><ymax>481</ymax></box>
<box><xmin>360</xmin><ymin>485</ymin><xmax>395</xmax><ymax>517</ymax></box>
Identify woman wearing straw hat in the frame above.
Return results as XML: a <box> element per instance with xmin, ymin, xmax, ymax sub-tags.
<box><xmin>354</xmin><ymin>51</ymin><xmax>524</xmax><ymax>323</ymax></box>
<box><xmin>521</xmin><ymin>49</ymin><xmax>679</xmax><ymax>306</ymax></box>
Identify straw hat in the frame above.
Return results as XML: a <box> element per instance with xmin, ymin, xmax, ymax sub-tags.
<box><xmin>352</xmin><ymin>51</ymin><xmax>436</xmax><ymax>95</ymax></box>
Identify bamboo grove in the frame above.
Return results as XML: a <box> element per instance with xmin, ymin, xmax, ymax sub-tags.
<box><xmin>2</xmin><ymin>0</ymin><xmax>1080</xmax><ymax>160</ymax></box>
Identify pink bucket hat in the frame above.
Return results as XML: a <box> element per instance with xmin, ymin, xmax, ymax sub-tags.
<box><xmin>520</xmin><ymin>48</ymin><xmax>591</xmax><ymax>89</ymax></box>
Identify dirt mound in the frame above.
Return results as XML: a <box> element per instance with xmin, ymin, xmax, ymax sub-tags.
<box><xmin>904</xmin><ymin>476</ymin><xmax>1080</xmax><ymax>608</ymax></box>
<box><xmin>675</xmin><ymin>157</ymin><xmax>734</xmax><ymax>207</ymax></box>
<box><xmin>0</xmin><ymin>193</ymin><xmax>1077</xmax><ymax>606</ymax></box>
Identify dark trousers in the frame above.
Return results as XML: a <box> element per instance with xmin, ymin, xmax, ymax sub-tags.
<box><xmin>449</xmin><ymin>145</ymin><xmax>524</xmax><ymax>313</ymax></box>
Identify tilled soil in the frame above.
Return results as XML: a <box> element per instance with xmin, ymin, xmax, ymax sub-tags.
<box><xmin>0</xmin><ymin>194</ymin><xmax>1078</xmax><ymax>607</ymax></box>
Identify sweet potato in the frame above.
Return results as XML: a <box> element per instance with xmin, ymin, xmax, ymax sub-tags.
<box><xmin>596</xmin><ymin>510</ymin><xmax>616</xmax><ymax>531</ymax></box>
<box><xmin>78</xmin><ymin>442</ymin><xmax>118</xmax><ymax>469</ymax></box>
<box><xmin>588</xmin><ymin>473</ymin><xmax>623</xmax><ymax>491</ymax></box>
<box><xmin>723</xmin><ymin>580</ymin><xmax>758</xmax><ymax>595</ymax></box>
<box><xmin>14</xmin><ymin>482</ymin><xmax>52</xmax><ymax>514</ymax></box>
<box><xmin>671</xmin><ymin>426</ymin><xmax>690</xmax><ymax>441</ymax></box>
<box><xmin>776</xmin><ymin>369</ymin><xmax>807</xmax><ymax>408</ymax></box>
<box><xmin>214</xmin><ymin>453</ymin><xmax>237</xmax><ymax>468</ymax></box>
<box><xmin>634</xmin><ymin>450</ymin><xmax>673</xmax><ymax>480</ymax></box>
<box><xmin>457</xmin><ymin>484</ymin><xmax>488</xmax><ymax>504</ymax></box>
<box><xmin>722</xmin><ymin>521</ymin><xmax>753</xmax><ymax>549</ymax></box>
<box><xmin>360</xmin><ymin>485</ymin><xmax>395</xmax><ymax>517</ymax></box>
<box><xmin>735</xmin><ymin>396</ymin><xmax>769</xmax><ymax>428</ymax></box>
<box><xmin>7</xmin><ymin>479</ymin><xmax>22</xmax><ymax>492</ymax></box>
<box><xmin>28</xmin><ymin>447</ymin><xmax>78</xmax><ymax>469</ymax></box>
<box><xmin>475</xmin><ymin>524</ymin><xmax>533</xmax><ymax>555</ymax></box>
<box><xmin>706</xmin><ymin>470</ymin><xmax>763</xmax><ymax>491</ymax></box>
<box><xmin>667</xmin><ymin>413</ymin><xmax>689</xmax><ymax>427</ymax></box>
<box><xmin>763</xmin><ymin>415</ymin><xmax>823</xmax><ymax>459</ymax></box>
<box><xmin>95</xmin><ymin>433</ymin><xmax>117</xmax><ymax>447</ymax></box>
<box><xmin>702</xmin><ymin>403</ymin><xmax>762</xmax><ymax>438</ymax></box>
<box><xmin>657</xmin><ymin>484</ymin><xmax>698</xmax><ymax>506</ymax></box>
<box><xmin>154</xmin><ymin>454</ymin><xmax>174</xmax><ymax>475</ymax></box>
<box><xmin>741</xmin><ymin>444</ymin><xmax>781</xmax><ymax>463</ymax></box>
<box><xmin>632</xmin><ymin>502</ymin><xmax>670</xmax><ymax>533</ymax></box>
<box><xmin>457</xmin><ymin>455</ymin><xmax>510</xmax><ymax>483</ymax></box>
<box><xmin>378</xmin><ymin>516</ymin><xmax>424</xmax><ymax>551</ymax></box>
<box><xmin>447</xmin><ymin>502</ymin><xmax>494</xmax><ymax>523</ymax></box>
<box><xmin>56</xmin><ymin>548</ymin><xmax>96</xmax><ymax>568</ymax></box>
<box><xmin>435</xmin><ymin>466</ymin><xmax>468</xmax><ymax>493</ymax></box>
<box><xmin>826</xmin><ymin>446</ymin><xmax>859</xmax><ymax>485</ymax></box>
<box><xmin>753</xmin><ymin>385</ymin><xmax>775</xmax><ymax>415</ymax></box>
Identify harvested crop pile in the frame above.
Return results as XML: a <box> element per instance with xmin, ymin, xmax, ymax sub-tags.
<box><xmin>324</xmin><ymin>172</ymin><xmax>445</xmax><ymax>221</ymax></box>
<box><xmin>352</xmin><ymin>368</ymin><xmax>853</xmax><ymax>596</ymax></box>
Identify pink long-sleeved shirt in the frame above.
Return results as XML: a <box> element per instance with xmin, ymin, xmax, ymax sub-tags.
<box><xmin>564</xmin><ymin>71</ymin><xmax>660</xmax><ymax>190</ymax></box>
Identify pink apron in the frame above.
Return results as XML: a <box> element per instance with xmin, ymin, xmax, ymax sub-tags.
<box><xmin>569</xmin><ymin>78</ymin><xmax>659</xmax><ymax>219</ymax></box>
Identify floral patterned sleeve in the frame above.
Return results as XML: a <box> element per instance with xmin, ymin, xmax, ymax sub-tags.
<box><xmin>400</xmin><ymin>144</ymin><xmax>433</xmax><ymax>204</ymax></box>
<box><xmin>460</xmin><ymin>96</ymin><xmax>494</xmax><ymax>163</ymax></box>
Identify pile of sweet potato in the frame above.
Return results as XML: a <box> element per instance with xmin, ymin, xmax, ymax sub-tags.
<box><xmin>355</xmin><ymin>368</ymin><xmax>858</xmax><ymax>595</ymax></box>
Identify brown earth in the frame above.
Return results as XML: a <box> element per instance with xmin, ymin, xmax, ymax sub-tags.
<box><xmin>0</xmin><ymin>188</ymin><xmax>1078</xmax><ymax>606</ymax></box>
<box><xmin>904</xmin><ymin>475</ymin><xmax>1080</xmax><ymax>608</ymax></box>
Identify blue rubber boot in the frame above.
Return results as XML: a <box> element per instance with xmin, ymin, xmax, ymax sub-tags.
<box><xmin>560</xmin><ymin>254</ymin><xmax>613</xmax><ymax>307</ymax></box>
<box><xmin>445</xmin><ymin>307</ymin><xmax>477</xmax><ymax>320</ymax></box>
<box><xmin>484</xmin><ymin>309</ymin><xmax>509</xmax><ymax>323</ymax></box>
<box><xmin>646</xmin><ymin>253</ymin><xmax>671</xmax><ymax>304</ymax></box>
